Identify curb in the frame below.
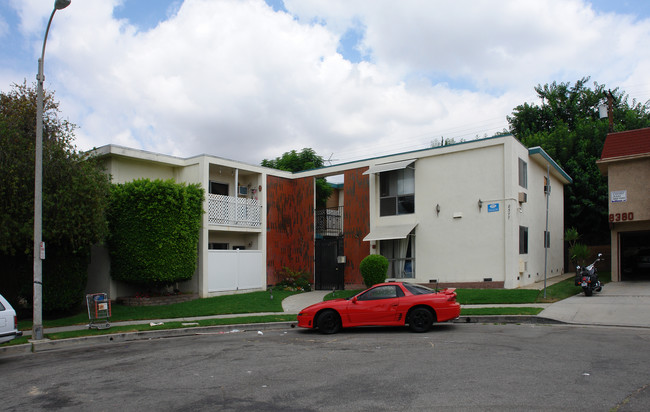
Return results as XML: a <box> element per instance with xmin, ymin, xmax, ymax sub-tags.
<box><xmin>0</xmin><ymin>321</ymin><xmax>295</xmax><ymax>356</ymax></box>
<box><xmin>10</xmin><ymin>315</ymin><xmax>631</xmax><ymax>356</ymax></box>
<box><xmin>453</xmin><ymin>315</ymin><xmax>565</xmax><ymax>325</ymax></box>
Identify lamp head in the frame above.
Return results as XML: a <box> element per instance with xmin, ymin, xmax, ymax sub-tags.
<box><xmin>54</xmin><ymin>0</ymin><xmax>71</xmax><ymax>10</ymax></box>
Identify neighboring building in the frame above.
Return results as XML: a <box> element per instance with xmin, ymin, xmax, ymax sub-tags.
<box><xmin>597</xmin><ymin>128</ymin><xmax>650</xmax><ymax>282</ymax></box>
<box><xmin>87</xmin><ymin>134</ymin><xmax>570</xmax><ymax>299</ymax></box>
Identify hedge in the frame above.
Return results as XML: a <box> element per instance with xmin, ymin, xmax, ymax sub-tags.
<box><xmin>108</xmin><ymin>179</ymin><xmax>204</xmax><ymax>286</ymax></box>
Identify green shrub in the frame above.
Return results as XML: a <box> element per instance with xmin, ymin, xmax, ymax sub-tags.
<box><xmin>42</xmin><ymin>249</ymin><xmax>90</xmax><ymax>313</ymax></box>
<box><xmin>359</xmin><ymin>254</ymin><xmax>388</xmax><ymax>287</ymax></box>
<box><xmin>108</xmin><ymin>179</ymin><xmax>204</xmax><ymax>287</ymax></box>
<box><xmin>570</xmin><ymin>243</ymin><xmax>591</xmax><ymax>267</ymax></box>
<box><xmin>2</xmin><ymin>249</ymin><xmax>90</xmax><ymax>315</ymax></box>
<box><xmin>275</xmin><ymin>267</ymin><xmax>312</xmax><ymax>291</ymax></box>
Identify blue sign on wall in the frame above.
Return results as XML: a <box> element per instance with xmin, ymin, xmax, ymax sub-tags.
<box><xmin>487</xmin><ymin>203</ymin><xmax>499</xmax><ymax>213</ymax></box>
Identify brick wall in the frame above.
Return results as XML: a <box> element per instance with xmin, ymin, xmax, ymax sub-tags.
<box><xmin>266</xmin><ymin>175</ymin><xmax>315</xmax><ymax>285</ymax></box>
<box><xmin>343</xmin><ymin>168</ymin><xmax>370</xmax><ymax>286</ymax></box>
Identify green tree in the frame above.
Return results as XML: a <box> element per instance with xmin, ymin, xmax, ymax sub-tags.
<box><xmin>108</xmin><ymin>179</ymin><xmax>204</xmax><ymax>287</ymax></box>
<box><xmin>507</xmin><ymin>77</ymin><xmax>650</xmax><ymax>244</ymax></box>
<box><xmin>262</xmin><ymin>148</ymin><xmax>333</xmax><ymax>207</ymax></box>
<box><xmin>0</xmin><ymin>82</ymin><xmax>111</xmax><ymax>312</ymax></box>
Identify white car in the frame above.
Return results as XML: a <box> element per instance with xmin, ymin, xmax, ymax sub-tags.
<box><xmin>0</xmin><ymin>294</ymin><xmax>22</xmax><ymax>344</ymax></box>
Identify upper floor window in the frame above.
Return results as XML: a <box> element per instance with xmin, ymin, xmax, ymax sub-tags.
<box><xmin>210</xmin><ymin>181</ymin><xmax>228</xmax><ymax>195</ymax></box>
<box><xmin>380</xmin><ymin>167</ymin><xmax>414</xmax><ymax>216</ymax></box>
<box><xmin>518</xmin><ymin>158</ymin><xmax>527</xmax><ymax>189</ymax></box>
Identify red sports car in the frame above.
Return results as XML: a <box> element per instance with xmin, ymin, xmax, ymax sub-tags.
<box><xmin>297</xmin><ymin>282</ymin><xmax>461</xmax><ymax>334</ymax></box>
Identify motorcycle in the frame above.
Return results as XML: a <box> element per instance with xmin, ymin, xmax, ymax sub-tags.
<box><xmin>574</xmin><ymin>253</ymin><xmax>603</xmax><ymax>296</ymax></box>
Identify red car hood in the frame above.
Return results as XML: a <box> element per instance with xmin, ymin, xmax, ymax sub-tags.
<box><xmin>300</xmin><ymin>298</ymin><xmax>349</xmax><ymax>312</ymax></box>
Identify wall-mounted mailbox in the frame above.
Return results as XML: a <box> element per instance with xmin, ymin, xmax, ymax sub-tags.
<box><xmin>337</xmin><ymin>256</ymin><xmax>346</xmax><ymax>264</ymax></box>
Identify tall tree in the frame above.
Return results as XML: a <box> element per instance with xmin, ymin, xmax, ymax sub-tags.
<box><xmin>0</xmin><ymin>83</ymin><xmax>111</xmax><ymax>312</ymax></box>
<box><xmin>262</xmin><ymin>148</ymin><xmax>333</xmax><ymax>208</ymax></box>
<box><xmin>507</xmin><ymin>77</ymin><xmax>650</xmax><ymax>244</ymax></box>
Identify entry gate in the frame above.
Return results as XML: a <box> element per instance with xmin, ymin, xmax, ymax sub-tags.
<box><xmin>315</xmin><ymin>237</ymin><xmax>344</xmax><ymax>290</ymax></box>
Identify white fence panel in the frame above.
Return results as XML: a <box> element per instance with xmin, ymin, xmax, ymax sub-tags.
<box><xmin>208</xmin><ymin>250</ymin><xmax>264</xmax><ymax>292</ymax></box>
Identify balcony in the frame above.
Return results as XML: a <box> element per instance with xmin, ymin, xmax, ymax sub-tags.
<box><xmin>316</xmin><ymin>206</ymin><xmax>343</xmax><ymax>237</ymax></box>
<box><xmin>208</xmin><ymin>194</ymin><xmax>261</xmax><ymax>228</ymax></box>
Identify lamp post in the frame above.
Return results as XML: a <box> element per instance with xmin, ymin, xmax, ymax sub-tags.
<box><xmin>33</xmin><ymin>0</ymin><xmax>71</xmax><ymax>341</ymax></box>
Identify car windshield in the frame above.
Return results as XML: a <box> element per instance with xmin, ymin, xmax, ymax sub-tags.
<box><xmin>402</xmin><ymin>283</ymin><xmax>436</xmax><ymax>295</ymax></box>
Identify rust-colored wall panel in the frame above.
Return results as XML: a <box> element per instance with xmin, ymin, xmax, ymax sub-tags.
<box><xmin>266</xmin><ymin>175</ymin><xmax>315</xmax><ymax>285</ymax></box>
<box><xmin>343</xmin><ymin>168</ymin><xmax>370</xmax><ymax>287</ymax></box>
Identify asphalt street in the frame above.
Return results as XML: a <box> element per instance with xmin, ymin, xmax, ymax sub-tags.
<box><xmin>1</xmin><ymin>324</ymin><xmax>649</xmax><ymax>411</ymax></box>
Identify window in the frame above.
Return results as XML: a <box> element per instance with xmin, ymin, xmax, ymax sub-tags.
<box><xmin>380</xmin><ymin>232</ymin><xmax>415</xmax><ymax>278</ymax></box>
<box><xmin>379</xmin><ymin>167</ymin><xmax>414</xmax><ymax>216</ymax></box>
<box><xmin>518</xmin><ymin>158</ymin><xmax>527</xmax><ymax>189</ymax></box>
<box><xmin>402</xmin><ymin>283</ymin><xmax>435</xmax><ymax>295</ymax></box>
<box><xmin>210</xmin><ymin>181</ymin><xmax>228</xmax><ymax>195</ymax></box>
<box><xmin>357</xmin><ymin>285</ymin><xmax>404</xmax><ymax>301</ymax></box>
<box><xmin>544</xmin><ymin>231</ymin><xmax>550</xmax><ymax>248</ymax></box>
<box><xmin>544</xmin><ymin>175</ymin><xmax>549</xmax><ymax>194</ymax></box>
<box><xmin>519</xmin><ymin>226</ymin><xmax>528</xmax><ymax>254</ymax></box>
<box><xmin>208</xmin><ymin>242</ymin><xmax>228</xmax><ymax>250</ymax></box>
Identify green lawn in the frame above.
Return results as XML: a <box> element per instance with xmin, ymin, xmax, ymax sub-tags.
<box><xmin>323</xmin><ymin>273</ymin><xmax>611</xmax><ymax>305</ymax></box>
<box><xmin>18</xmin><ymin>289</ymin><xmax>298</xmax><ymax>331</ymax></box>
<box><xmin>4</xmin><ymin>273</ymin><xmax>609</xmax><ymax>346</ymax></box>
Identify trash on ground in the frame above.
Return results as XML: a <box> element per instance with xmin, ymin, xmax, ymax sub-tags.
<box><xmin>149</xmin><ymin>322</ymin><xmax>164</xmax><ymax>326</ymax></box>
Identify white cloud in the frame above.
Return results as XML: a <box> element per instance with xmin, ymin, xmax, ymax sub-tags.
<box><xmin>7</xmin><ymin>0</ymin><xmax>650</xmax><ymax>165</ymax></box>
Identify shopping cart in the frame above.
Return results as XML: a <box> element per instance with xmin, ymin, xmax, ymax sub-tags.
<box><xmin>86</xmin><ymin>293</ymin><xmax>111</xmax><ymax>329</ymax></box>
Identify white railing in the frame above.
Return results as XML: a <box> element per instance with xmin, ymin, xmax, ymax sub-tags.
<box><xmin>208</xmin><ymin>194</ymin><xmax>261</xmax><ymax>227</ymax></box>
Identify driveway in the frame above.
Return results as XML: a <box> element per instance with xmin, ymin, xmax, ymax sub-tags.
<box><xmin>540</xmin><ymin>281</ymin><xmax>650</xmax><ymax>327</ymax></box>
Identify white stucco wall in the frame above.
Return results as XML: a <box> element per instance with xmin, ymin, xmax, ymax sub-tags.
<box><xmin>414</xmin><ymin>142</ymin><xmax>507</xmax><ymax>284</ymax></box>
<box><xmin>362</xmin><ymin>136</ymin><xmax>568</xmax><ymax>288</ymax></box>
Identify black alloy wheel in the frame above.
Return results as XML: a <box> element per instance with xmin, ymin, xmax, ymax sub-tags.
<box><xmin>317</xmin><ymin>310</ymin><xmax>341</xmax><ymax>334</ymax></box>
<box><xmin>408</xmin><ymin>307</ymin><xmax>434</xmax><ymax>333</ymax></box>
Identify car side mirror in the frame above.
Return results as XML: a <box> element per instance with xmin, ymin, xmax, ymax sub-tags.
<box><xmin>351</xmin><ymin>296</ymin><xmax>358</xmax><ymax>304</ymax></box>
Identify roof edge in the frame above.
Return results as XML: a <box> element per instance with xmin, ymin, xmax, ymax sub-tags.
<box><xmin>528</xmin><ymin>146</ymin><xmax>573</xmax><ymax>184</ymax></box>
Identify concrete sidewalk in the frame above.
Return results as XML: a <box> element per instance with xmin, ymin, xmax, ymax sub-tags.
<box><xmin>539</xmin><ymin>281</ymin><xmax>650</xmax><ymax>328</ymax></box>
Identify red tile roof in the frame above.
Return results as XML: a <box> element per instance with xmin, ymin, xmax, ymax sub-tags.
<box><xmin>600</xmin><ymin>128</ymin><xmax>650</xmax><ymax>160</ymax></box>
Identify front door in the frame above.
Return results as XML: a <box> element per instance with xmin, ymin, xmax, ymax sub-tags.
<box><xmin>315</xmin><ymin>237</ymin><xmax>343</xmax><ymax>290</ymax></box>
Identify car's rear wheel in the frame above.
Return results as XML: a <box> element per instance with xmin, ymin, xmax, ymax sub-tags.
<box><xmin>317</xmin><ymin>310</ymin><xmax>341</xmax><ymax>334</ymax></box>
<box><xmin>408</xmin><ymin>307</ymin><xmax>434</xmax><ymax>333</ymax></box>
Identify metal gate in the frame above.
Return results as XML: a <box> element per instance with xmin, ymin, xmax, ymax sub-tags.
<box><xmin>315</xmin><ymin>237</ymin><xmax>344</xmax><ymax>290</ymax></box>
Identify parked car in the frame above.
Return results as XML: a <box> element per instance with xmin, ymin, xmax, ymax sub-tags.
<box><xmin>297</xmin><ymin>282</ymin><xmax>461</xmax><ymax>334</ymax></box>
<box><xmin>0</xmin><ymin>294</ymin><xmax>22</xmax><ymax>344</ymax></box>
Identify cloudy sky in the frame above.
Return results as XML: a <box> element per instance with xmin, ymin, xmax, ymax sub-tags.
<box><xmin>1</xmin><ymin>0</ymin><xmax>650</xmax><ymax>166</ymax></box>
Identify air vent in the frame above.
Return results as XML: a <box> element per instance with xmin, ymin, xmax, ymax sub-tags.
<box><xmin>518</xmin><ymin>192</ymin><xmax>527</xmax><ymax>203</ymax></box>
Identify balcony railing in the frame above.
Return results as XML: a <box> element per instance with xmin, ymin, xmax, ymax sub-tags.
<box><xmin>208</xmin><ymin>194</ymin><xmax>261</xmax><ymax>228</ymax></box>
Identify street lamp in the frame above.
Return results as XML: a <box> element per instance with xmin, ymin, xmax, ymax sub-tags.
<box><xmin>33</xmin><ymin>0</ymin><xmax>71</xmax><ymax>341</ymax></box>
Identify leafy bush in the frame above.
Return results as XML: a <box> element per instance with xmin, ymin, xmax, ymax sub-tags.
<box><xmin>359</xmin><ymin>254</ymin><xmax>388</xmax><ymax>287</ymax></box>
<box><xmin>570</xmin><ymin>243</ymin><xmax>591</xmax><ymax>267</ymax></box>
<box><xmin>108</xmin><ymin>179</ymin><xmax>204</xmax><ymax>286</ymax></box>
<box><xmin>274</xmin><ymin>267</ymin><xmax>312</xmax><ymax>291</ymax></box>
<box><xmin>42</xmin><ymin>250</ymin><xmax>91</xmax><ymax>313</ymax></box>
<box><xmin>0</xmin><ymin>84</ymin><xmax>111</xmax><ymax>313</ymax></box>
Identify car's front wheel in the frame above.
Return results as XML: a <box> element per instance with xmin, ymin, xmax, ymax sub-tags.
<box><xmin>317</xmin><ymin>309</ymin><xmax>341</xmax><ymax>334</ymax></box>
<box><xmin>408</xmin><ymin>307</ymin><xmax>434</xmax><ymax>332</ymax></box>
